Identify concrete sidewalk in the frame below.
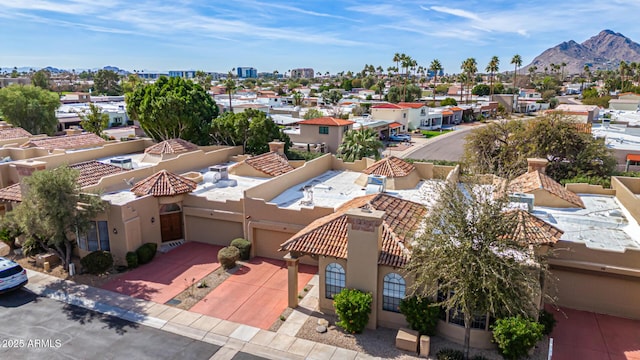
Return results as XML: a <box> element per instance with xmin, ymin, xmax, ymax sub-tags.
<box><xmin>24</xmin><ymin>269</ymin><xmax>379</xmax><ymax>360</ymax></box>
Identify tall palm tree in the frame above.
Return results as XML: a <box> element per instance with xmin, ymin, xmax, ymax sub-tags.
<box><xmin>486</xmin><ymin>56</ymin><xmax>500</xmax><ymax>97</ymax></box>
<box><xmin>225</xmin><ymin>72</ymin><xmax>236</xmax><ymax>112</ymax></box>
<box><xmin>337</xmin><ymin>128</ymin><xmax>384</xmax><ymax>162</ymax></box>
<box><xmin>462</xmin><ymin>58</ymin><xmax>477</xmax><ymax>103</ymax></box>
<box><xmin>511</xmin><ymin>54</ymin><xmax>522</xmax><ymax>93</ymax></box>
<box><xmin>560</xmin><ymin>62</ymin><xmax>567</xmax><ymax>81</ymax></box>
<box><xmin>429</xmin><ymin>59</ymin><xmax>443</xmax><ymax>101</ymax></box>
<box><xmin>458</xmin><ymin>73</ymin><xmax>467</xmax><ymax>103</ymax></box>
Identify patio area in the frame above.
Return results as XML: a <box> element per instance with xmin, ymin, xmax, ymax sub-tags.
<box><xmin>549</xmin><ymin>306</ymin><xmax>640</xmax><ymax>360</ymax></box>
<box><xmin>190</xmin><ymin>257</ymin><xmax>317</xmax><ymax>329</ymax></box>
<box><xmin>101</xmin><ymin>242</ymin><xmax>222</xmax><ymax>304</ymax></box>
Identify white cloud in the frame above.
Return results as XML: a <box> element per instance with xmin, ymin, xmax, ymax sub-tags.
<box><xmin>428</xmin><ymin>6</ymin><xmax>481</xmax><ymax>21</ymax></box>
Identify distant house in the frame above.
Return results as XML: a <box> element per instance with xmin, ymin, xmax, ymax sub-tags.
<box><xmin>551</xmin><ymin>104</ymin><xmax>600</xmax><ymax>123</ymax></box>
<box><xmin>285</xmin><ymin>117</ymin><xmax>354</xmax><ymax>154</ymax></box>
<box><xmin>371</xmin><ymin>102</ymin><xmax>441</xmax><ymax>131</ymax></box>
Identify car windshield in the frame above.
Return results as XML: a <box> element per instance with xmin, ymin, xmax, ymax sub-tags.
<box><xmin>0</xmin><ymin>265</ymin><xmax>23</xmax><ymax>278</ymax></box>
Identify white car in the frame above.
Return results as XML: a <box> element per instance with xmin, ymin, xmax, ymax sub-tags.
<box><xmin>0</xmin><ymin>257</ymin><xmax>28</xmax><ymax>294</ymax></box>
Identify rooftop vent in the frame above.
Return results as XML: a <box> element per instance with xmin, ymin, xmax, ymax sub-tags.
<box><xmin>509</xmin><ymin>192</ymin><xmax>535</xmax><ymax>212</ymax></box>
<box><xmin>202</xmin><ymin>164</ymin><xmax>237</xmax><ymax>188</ymax></box>
<box><xmin>300</xmin><ymin>185</ymin><xmax>314</xmax><ymax>207</ymax></box>
<box><xmin>110</xmin><ymin>157</ymin><xmax>133</xmax><ymax>170</ymax></box>
<box><xmin>365</xmin><ymin>174</ymin><xmax>387</xmax><ymax>194</ymax></box>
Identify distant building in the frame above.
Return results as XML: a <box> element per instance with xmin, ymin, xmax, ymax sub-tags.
<box><xmin>136</xmin><ymin>72</ymin><xmax>168</xmax><ymax>80</ymax></box>
<box><xmin>291</xmin><ymin>68</ymin><xmax>315</xmax><ymax>79</ymax></box>
<box><xmin>168</xmin><ymin>70</ymin><xmax>196</xmax><ymax>79</ymax></box>
<box><xmin>237</xmin><ymin>67</ymin><xmax>257</xmax><ymax>79</ymax></box>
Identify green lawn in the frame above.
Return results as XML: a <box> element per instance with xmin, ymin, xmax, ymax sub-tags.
<box><xmin>422</xmin><ymin>129</ymin><xmax>452</xmax><ymax>138</ymax></box>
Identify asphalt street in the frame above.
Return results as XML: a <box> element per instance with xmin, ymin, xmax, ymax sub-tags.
<box><xmin>402</xmin><ymin>127</ymin><xmax>472</xmax><ymax>162</ymax></box>
<box><xmin>0</xmin><ymin>289</ymin><xmax>267</xmax><ymax>360</ymax></box>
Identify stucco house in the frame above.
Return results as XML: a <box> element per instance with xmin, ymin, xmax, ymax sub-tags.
<box><xmin>285</xmin><ymin>117</ymin><xmax>355</xmax><ymax>154</ymax></box>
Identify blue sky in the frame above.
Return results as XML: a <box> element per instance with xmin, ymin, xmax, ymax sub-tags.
<box><xmin>1</xmin><ymin>0</ymin><xmax>639</xmax><ymax>74</ymax></box>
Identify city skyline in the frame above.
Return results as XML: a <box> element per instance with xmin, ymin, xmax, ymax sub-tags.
<box><xmin>1</xmin><ymin>0</ymin><xmax>640</xmax><ymax>75</ymax></box>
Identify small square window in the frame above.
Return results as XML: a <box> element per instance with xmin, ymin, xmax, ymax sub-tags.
<box><xmin>319</xmin><ymin>126</ymin><xmax>329</xmax><ymax>134</ymax></box>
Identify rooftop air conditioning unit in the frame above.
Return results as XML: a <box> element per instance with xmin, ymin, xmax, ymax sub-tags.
<box><xmin>110</xmin><ymin>157</ymin><xmax>133</xmax><ymax>170</ymax></box>
<box><xmin>509</xmin><ymin>193</ymin><xmax>535</xmax><ymax>212</ymax></box>
<box><xmin>209</xmin><ymin>165</ymin><xmax>229</xmax><ymax>180</ymax></box>
<box><xmin>365</xmin><ymin>174</ymin><xmax>387</xmax><ymax>194</ymax></box>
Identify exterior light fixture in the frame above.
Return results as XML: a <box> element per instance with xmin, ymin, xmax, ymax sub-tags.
<box><xmin>113</xmin><ymin>228</ymin><xmax>118</xmax><ymax>234</ymax></box>
<box><xmin>151</xmin><ymin>217</ymin><xmax>155</xmax><ymax>224</ymax></box>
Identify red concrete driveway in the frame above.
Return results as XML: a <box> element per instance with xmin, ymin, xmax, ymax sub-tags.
<box><xmin>102</xmin><ymin>242</ymin><xmax>222</xmax><ymax>304</ymax></box>
<box><xmin>190</xmin><ymin>257</ymin><xmax>317</xmax><ymax>329</ymax></box>
<box><xmin>549</xmin><ymin>306</ymin><xmax>640</xmax><ymax>360</ymax></box>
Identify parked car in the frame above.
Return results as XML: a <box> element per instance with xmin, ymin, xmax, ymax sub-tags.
<box><xmin>389</xmin><ymin>133</ymin><xmax>411</xmax><ymax>142</ymax></box>
<box><xmin>0</xmin><ymin>257</ymin><xmax>28</xmax><ymax>294</ymax></box>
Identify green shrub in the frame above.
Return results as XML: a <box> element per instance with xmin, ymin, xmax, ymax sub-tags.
<box><xmin>136</xmin><ymin>243</ymin><xmax>157</xmax><ymax>265</ymax></box>
<box><xmin>218</xmin><ymin>246</ymin><xmax>240</xmax><ymax>269</ymax></box>
<box><xmin>230</xmin><ymin>238</ymin><xmax>251</xmax><ymax>260</ymax></box>
<box><xmin>492</xmin><ymin>316</ymin><xmax>544</xmax><ymax>360</ymax></box>
<box><xmin>125</xmin><ymin>251</ymin><xmax>139</xmax><ymax>269</ymax></box>
<box><xmin>333</xmin><ymin>288</ymin><xmax>372</xmax><ymax>334</ymax></box>
<box><xmin>538</xmin><ymin>309</ymin><xmax>557</xmax><ymax>336</ymax></box>
<box><xmin>80</xmin><ymin>251</ymin><xmax>114</xmax><ymax>274</ymax></box>
<box><xmin>399</xmin><ymin>296</ymin><xmax>440</xmax><ymax>336</ymax></box>
<box><xmin>436</xmin><ymin>348</ymin><xmax>464</xmax><ymax>360</ymax></box>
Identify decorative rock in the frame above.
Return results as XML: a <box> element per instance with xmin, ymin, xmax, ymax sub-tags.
<box><xmin>317</xmin><ymin>318</ymin><xmax>329</xmax><ymax>327</ymax></box>
<box><xmin>316</xmin><ymin>325</ymin><xmax>327</xmax><ymax>333</ymax></box>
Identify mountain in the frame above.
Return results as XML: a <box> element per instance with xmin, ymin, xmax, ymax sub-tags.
<box><xmin>525</xmin><ymin>30</ymin><xmax>640</xmax><ymax>75</ymax></box>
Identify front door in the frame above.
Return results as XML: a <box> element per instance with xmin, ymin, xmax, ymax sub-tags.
<box><xmin>160</xmin><ymin>212</ymin><xmax>183</xmax><ymax>242</ymax></box>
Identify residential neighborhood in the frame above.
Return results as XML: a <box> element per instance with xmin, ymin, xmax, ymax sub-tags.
<box><xmin>2</xmin><ymin>3</ymin><xmax>640</xmax><ymax>359</ymax></box>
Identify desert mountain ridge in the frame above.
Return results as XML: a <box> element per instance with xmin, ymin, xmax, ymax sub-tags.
<box><xmin>525</xmin><ymin>30</ymin><xmax>640</xmax><ymax>75</ymax></box>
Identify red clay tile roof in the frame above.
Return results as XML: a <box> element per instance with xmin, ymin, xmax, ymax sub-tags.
<box><xmin>388</xmin><ymin>122</ymin><xmax>403</xmax><ymax>129</ymax></box>
<box><xmin>398</xmin><ymin>102</ymin><xmax>425</xmax><ymax>109</ymax></box>
<box><xmin>0</xmin><ymin>127</ymin><xmax>32</xmax><ymax>140</ymax></box>
<box><xmin>509</xmin><ymin>170</ymin><xmax>585</xmax><ymax>208</ymax></box>
<box><xmin>299</xmin><ymin>117</ymin><xmax>355</xmax><ymax>126</ymax></box>
<box><xmin>69</xmin><ymin>160</ymin><xmax>130</xmax><ymax>187</ymax></box>
<box><xmin>441</xmin><ymin>110</ymin><xmax>454</xmax><ymax>116</ymax></box>
<box><xmin>21</xmin><ymin>133</ymin><xmax>105</xmax><ymax>150</ymax></box>
<box><xmin>131</xmin><ymin>170</ymin><xmax>197</xmax><ymax>197</ymax></box>
<box><xmin>244</xmin><ymin>152</ymin><xmax>294</xmax><ymax>177</ymax></box>
<box><xmin>363</xmin><ymin>156</ymin><xmax>415</xmax><ymax>177</ymax></box>
<box><xmin>280</xmin><ymin>193</ymin><xmax>428</xmax><ymax>267</ymax></box>
<box><xmin>0</xmin><ymin>183</ymin><xmax>22</xmax><ymax>203</ymax></box>
<box><xmin>509</xmin><ymin>210</ymin><xmax>563</xmax><ymax>245</ymax></box>
<box><xmin>372</xmin><ymin>103</ymin><xmax>402</xmax><ymax>109</ymax></box>
<box><xmin>144</xmin><ymin>138</ymin><xmax>199</xmax><ymax>155</ymax></box>
<box><xmin>449</xmin><ymin>107</ymin><xmax>464</xmax><ymax>112</ymax></box>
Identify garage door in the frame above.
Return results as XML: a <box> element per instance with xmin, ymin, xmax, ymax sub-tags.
<box><xmin>185</xmin><ymin>216</ymin><xmax>243</xmax><ymax>246</ymax></box>
<box><xmin>550</xmin><ymin>268</ymin><xmax>640</xmax><ymax>320</ymax></box>
<box><xmin>253</xmin><ymin>228</ymin><xmax>297</xmax><ymax>260</ymax></box>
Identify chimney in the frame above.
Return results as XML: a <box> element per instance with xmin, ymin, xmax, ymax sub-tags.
<box><xmin>268</xmin><ymin>140</ymin><xmax>285</xmax><ymax>155</ymax></box>
<box><xmin>345</xmin><ymin>207</ymin><xmax>385</xmax><ymax>330</ymax></box>
<box><xmin>527</xmin><ymin>158</ymin><xmax>548</xmax><ymax>174</ymax></box>
<box><xmin>11</xmin><ymin>159</ymin><xmax>47</xmax><ymax>198</ymax></box>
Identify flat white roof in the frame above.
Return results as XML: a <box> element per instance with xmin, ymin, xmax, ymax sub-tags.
<box><xmin>533</xmin><ymin>194</ymin><xmax>640</xmax><ymax>252</ymax></box>
<box><xmin>96</xmin><ymin>153</ymin><xmax>155</xmax><ymax>169</ymax></box>
<box><xmin>102</xmin><ymin>190</ymin><xmax>138</xmax><ymax>205</ymax></box>
<box><xmin>191</xmin><ymin>173</ymin><xmax>269</xmax><ymax>202</ymax></box>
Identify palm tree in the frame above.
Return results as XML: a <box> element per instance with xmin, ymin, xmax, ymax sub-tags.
<box><xmin>337</xmin><ymin>128</ymin><xmax>384</xmax><ymax>162</ymax></box>
<box><xmin>528</xmin><ymin>66</ymin><xmax>537</xmax><ymax>83</ymax></box>
<box><xmin>486</xmin><ymin>56</ymin><xmax>500</xmax><ymax>98</ymax></box>
<box><xmin>429</xmin><ymin>59</ymin><xmax>443</xmax><ymax>101</ymax></box>
<box><xmin>458</xmin><ymin>73</ymin><xmax>467</xmax><ymax>103</ymax></box>
<box><xmin>462</xmin><ymin>58</ymin><xmax>477</xmax><ymax>103</ymax></box>
<box><xmin>225</xmin><ymin>71</ymin><xmax>236</xmax><ymax>112</ymax></box>
<box><xmin>511</xmin><ymin>54</ymin><xmax>522</xmax><ymax>92</ymax></box>
<box><xmin>560</xmin><ymin>62</ymin><xmax>567</xmax><ymax>81</ymax></box>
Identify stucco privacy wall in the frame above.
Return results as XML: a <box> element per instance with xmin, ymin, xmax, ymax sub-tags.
<box><xmin>613</xmin><ymin>176</ymin><xmax>640</xmax><ymax>224</ymax></box>
<box><xmin>0</xmin><ymin>140</ymin><xmax>152</xmax><ymax>187</ymax></box>
<box><xmin>83</xmin><ymin>146</ymin><xmax>243</xmax><ymax>193</ymax></box>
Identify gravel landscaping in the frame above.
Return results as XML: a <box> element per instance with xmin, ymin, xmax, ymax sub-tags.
<box><xmin>296</xmin><ymin>312</ymin><xmax>550</xmax><ymax>360</ymax></box>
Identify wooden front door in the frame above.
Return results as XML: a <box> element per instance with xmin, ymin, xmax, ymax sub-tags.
<box><xmin>160</xmin><ymin>212</ymin><xmax>183</xmax><ymax>242</ymax></box>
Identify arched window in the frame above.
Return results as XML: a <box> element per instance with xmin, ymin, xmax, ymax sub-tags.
<box><xmin>383</xmin><ymin>273</ymin><xmax>406</xmax><ymax>312</ymax></box>
<box><xmin>325</xmin><ymin>263</ymin><xmax>345</xmax><ymax>299</ymax></box>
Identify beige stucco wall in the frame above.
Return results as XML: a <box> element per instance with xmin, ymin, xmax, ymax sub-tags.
<box><xmin>612</xmin><ymin>177</ymin><xmax>640</xmax><ymax>224</ymax></box>
<box><xmin>528</xmin><ymin>188</ymin><xmax>576</xmax><ymax>208</ymax></box>
<box><xmin>185</xmin><ymin>216</ymin><xmax>243</xmax><ymax>246</ymax></box>
<box><xmin>229</xmin><ymin>162</ymin><xmax>271</xmax><ymax>178</ymax></box>
<box><xmin>565</xmin><ymin>183</ymin><xmax>616</xmax><ymax>195</ymax></box>
<box><xmin>549</xmin><ymin>238</ymin><xmax>640</xmax><ymax>319</ymax></box>
<box><xmin>287</xmin><ymin>124</ymin><xmax>349</xmax><ymax>154</ymax></box>
<box><xmin>437</xmin><ymin>322</ymin><xmax>495</xmax><ymax>350</ymax></box>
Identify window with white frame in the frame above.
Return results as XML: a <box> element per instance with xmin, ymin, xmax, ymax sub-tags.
<box><xmin>78</xmin><ymin>221</ymin><xmax>110</xmax><ymax>252</ymax></box>
<box><xmin>325</xmin><ymin>263</ymin><xmax>345</xmax><ymax>299</ymax></box>
<box><xmin>382</xmin><ymin>272</ymin><xmax>405</xmax><ymax>312</ymax></box>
